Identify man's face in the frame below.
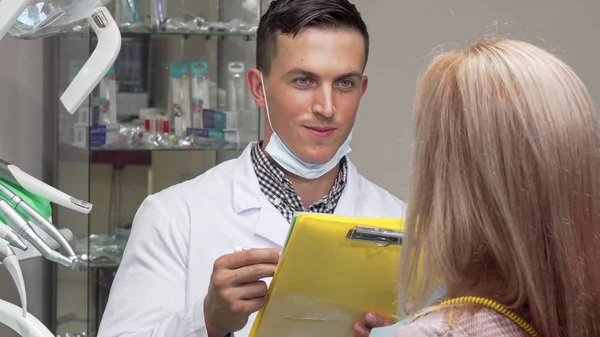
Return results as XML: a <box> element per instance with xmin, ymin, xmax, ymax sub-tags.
<box><xmin>259</xmin><ymin>28</ymin><xmax>368</xmax><ymax>165</ymax></box>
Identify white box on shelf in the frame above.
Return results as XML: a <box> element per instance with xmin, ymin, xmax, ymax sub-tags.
<box><xmin>72</xmin><ymin>124</ymin><xmax>87</xmax><ymax>149</ymax></box>
<box><xmin>224</xmin><ymin>128</ymin><xmax>240</xmax><ymax>146</ymax></box>
<box><xmin>116</xmin><ymin>92</ymin><xmax>149</xmax><ymax>118</ymax></box>
<box><xmin>71</xmin><ymin>124</ymin><xmax>120</xmax><ymax>149</ymax></box>
<box><xmin>224</xmin><ymin>110</ymin><xmax>239</xmax><ymax>129</ymax></box>
<box><xmin>90</xmin><ymin>124</ymin><xmax>120</xmax><ymax>148</ymax></box>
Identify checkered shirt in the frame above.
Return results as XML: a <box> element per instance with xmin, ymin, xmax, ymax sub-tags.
<box><xmin>250</xmin><ymin>142</ymin><xmax>348</xmax><ymax>224</ymax></box>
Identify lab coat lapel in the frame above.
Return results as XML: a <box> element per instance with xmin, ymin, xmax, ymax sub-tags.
<box><xmin>231</xmin><ymin>142</ymin><xmax>290</xmax><ymax>247</ymax></box>
<box><xmin>232</xmin><ymin>143</ymin><xmax>261</xmax><ymax>213</ymax></box>
<box><xmin>254</xmin><ymin>200</ymin><xmax>290</xmax><ymax>247</ymax></box>
<box><xmin>251</xmin><ymin>158</ymin><xmax>365</xmax><ymax>245</ymax></box>
<box><xmin>333</xmin><ymin>159</ymin><xmax>363</xmax><ymax>216</ymax></box>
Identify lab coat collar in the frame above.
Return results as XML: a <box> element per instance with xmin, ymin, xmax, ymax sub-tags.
<box><xmin>232</xmin><ymin>142</ymin><xmax>365</xmax><ymax>246</ymax></box>
<box><xmin>232</xmin><ymin>142</ymin><xmax>263</xmax><ymax>213</ymax></box>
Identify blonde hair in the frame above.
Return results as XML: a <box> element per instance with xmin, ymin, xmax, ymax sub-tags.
<box><xmin>398</xmin><ymin>38</ymin><xmax>600</xmax><ymax>337</ymax></box>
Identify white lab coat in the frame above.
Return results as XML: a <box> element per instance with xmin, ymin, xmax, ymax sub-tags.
<box><xmin>97</xmin><ymin>142</ymin><xmax>406</xmax><ymax>337</ymax></box>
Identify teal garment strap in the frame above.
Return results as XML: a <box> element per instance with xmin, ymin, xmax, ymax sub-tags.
<box><xmin>369</xmin><ymin>284</ymin><xmax>446</xmax><ymax>337</ymax></box>
<box><xmin>369</xmin><ymin>318</ymin><xmax>411</xmax><ymax>337</ymax></box>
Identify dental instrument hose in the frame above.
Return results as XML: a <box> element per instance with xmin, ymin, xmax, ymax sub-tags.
<box><xmin>0</xmin><ymin>183</ymin><xmax>77</xmax><ymax>259</ymax></box>
<box><xmin>0</xmin><ymin>200</ymin><xmax>73</xmax><ymax>268</ymax></box>
<box><xmin>0</xmin><ymin>241</ymin><xmax>26</xmax><ymax>317</ymax></box>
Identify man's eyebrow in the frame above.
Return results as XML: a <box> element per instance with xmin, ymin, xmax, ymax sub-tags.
<box><xmin>284</xmin><ymin>68</ymin><xmax>320</xmax><ymax>78</ymax></box>
<box><xmin>284</xmin><ymin>68</ymin><xmax>363</xmax><ymax>80</ymax></box>
<box><xmin>336</xmin><ymin>71</ymin><xmax>363</xmax><ymax>80</ymax></box>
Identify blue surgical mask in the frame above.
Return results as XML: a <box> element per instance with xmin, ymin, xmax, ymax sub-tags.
<box><xmin>260</xmin><ymin>73</ymin><xmax>352</xmax><ymax>180</ymax></box>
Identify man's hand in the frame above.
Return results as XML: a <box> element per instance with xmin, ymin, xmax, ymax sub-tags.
<box><xmin>352</xmin><ymin>302</ymin><xmax>417</xmax><ymax>337</ymax></box>
<box><xmin>352</xmin><ymin>312</ymin><xmax>393</xmax><ymax>337</ymax></box>
<box><xmin>204</xmin><ymin>248</ymin><xmax>281</xmax><ymax>337</ymax></box>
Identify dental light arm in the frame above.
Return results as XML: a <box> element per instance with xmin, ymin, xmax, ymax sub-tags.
<box><xmin>0</xmin><ymin>0</ymin><xmax>29</xmax><ymax>40</ymax></box>
<box><xmin>61</xmin><ymin>7</ymin><xmax>121</xmax><ymax>114</ymax></box>
<box><xmin>0</xmin><ymin>2</ymin><xmax>122</xmax><ymax>116</ymax></box>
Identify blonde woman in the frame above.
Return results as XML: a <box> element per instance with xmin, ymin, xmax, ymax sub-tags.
<box><xmin>373</xmin><ymin>38</ymin><xmax>600</xmax><ymax>337</ymax></box>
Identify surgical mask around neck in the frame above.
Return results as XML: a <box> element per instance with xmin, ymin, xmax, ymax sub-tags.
<box><xmin>260</xmin><ymin>73</ymin><xmax>352</xmax><ymax>180</ymax></box>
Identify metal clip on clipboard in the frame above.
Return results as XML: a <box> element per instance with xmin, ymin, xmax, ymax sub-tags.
<box><xmin>346</xmin><ymin>226</ymin><xmax>403</xmax><ymax>247</ymax></box>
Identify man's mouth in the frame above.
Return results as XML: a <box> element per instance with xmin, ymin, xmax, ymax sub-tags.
<box><xmin>303</xmin><ymin>126</ymin><xmax>336</xmax><ymax>138</ymax></box>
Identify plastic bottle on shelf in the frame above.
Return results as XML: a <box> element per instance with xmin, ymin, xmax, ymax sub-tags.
<box><xmin>227</xmin><ymin>62</ymin><xmax>246</xmax><ymax>112</ymax></box>
<box><xmin>191</xmin><ymin>61</ymin><xmax>209</xmax><ymax>128</ymax></box>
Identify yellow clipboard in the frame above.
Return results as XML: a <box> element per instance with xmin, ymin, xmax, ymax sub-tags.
<box><xmin>249</xmin><ymin>213</ymin><xmax>405</xmax><ymax>337</ymax></box>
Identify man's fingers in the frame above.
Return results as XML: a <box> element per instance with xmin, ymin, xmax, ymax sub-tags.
<box><xmin>353</xmin><ymin>312</ymin><xmax>393</xmax><ymax>337</ymax></box>
<box><xmin>404</xmin><ymin>302</ymin><xmax>416</xmax><ymax>315</ymax></box>
<box><xmin>239</xmin><ymin>281</ymin><xmax>269</xmax><ymax>299</ymax></box>
<box><xmin>352</xmin><ymin>322</ymin><xmax>370</xmax><ymax>337</ymax></box>
<box><xmin>364</xmin><ymin>312</ymin><xmax>393</xmax><ymax>328</ymax></box>
<box><xmin>233</xmin><ymin>263</ymin><xmax>278</xmax><ymax>284</ymax></box>
<box><xmin>241</xmin><ymin>297</ymin><xmax>266</xmax><ymax>314</ymax></box>
<box><xmin>218</xmin><ymin>248</ymin><xmax>281</xmax><ymax>270</ymax></box>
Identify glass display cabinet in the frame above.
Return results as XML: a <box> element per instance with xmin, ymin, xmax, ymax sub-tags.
<box><xmin>53</xmin><ymin>0</ymin><xmax>263</xmax><ymax>335</ymax></box>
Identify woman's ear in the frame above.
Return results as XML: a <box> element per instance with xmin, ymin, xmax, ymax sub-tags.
<box><xmin>247</xmin><ymin>68</ymin><xmax>266</xmax><ymax>109</ymax></box>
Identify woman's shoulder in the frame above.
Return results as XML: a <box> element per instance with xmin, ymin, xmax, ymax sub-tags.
<box><xmin>387</xmin><ymin>308</ymin><xmax>528</xmax><ymax>337</ymax></box>
<box><xmin>387</xmin><ymin>311</ymin><xmax>454</xmax><ymax>337</ymax></box>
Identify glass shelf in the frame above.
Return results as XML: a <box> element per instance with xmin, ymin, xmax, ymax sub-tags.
<box><xmin>120</xmin><ymin>28</ymin><xmax>256</xmax><ymax>39</ymax></box>
<box><xmin>91</xmin><ymin>146</ymin><xmax>245</xmax><ymax>152</ymax></box>
<box><xmin>69</xmin><ymin>27</ymin><xmax>257</xmax><ymax>42</ymax></box>
<box><xmin>58</xmin><ymin>143</ymin><xmax>247</xmax><ymax>166</ymax></box>
<box><xmin>76</xmin><ymin>259</ymin><xmax>121</xmax><ymax>271</ymax></box>
<box><xmin>59</xmin><ymin>143</ymin><xmax>245</xmax><ymax>153</ymax></box>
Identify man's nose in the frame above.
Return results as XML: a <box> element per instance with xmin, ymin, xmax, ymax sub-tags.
<box><xmin>313</xmin><ymin>86</ymin><xmax>336</xmax><ymax>118</ymax></box>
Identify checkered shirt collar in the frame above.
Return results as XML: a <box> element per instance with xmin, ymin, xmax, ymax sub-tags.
<box><xmin>250</xmin><ymin>142</ymin><xmax>348</xmax><ymax>223</ymax></box>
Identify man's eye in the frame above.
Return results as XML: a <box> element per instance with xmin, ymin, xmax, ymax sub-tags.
<box><xmin>338</xmin><ymin>80</ymin><xmax>354</xmax><ymax>88</ymax></box>
<box><xmin>295</xmin><ymin>78</ymin><xmax>311</xmax><ymax>85</ymax></box>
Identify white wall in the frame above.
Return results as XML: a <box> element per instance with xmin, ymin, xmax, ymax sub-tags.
<box><xmin>261</xmin><ymin>0</ymin><xmax>600</xmax><ymax>199</ymax></box>
<box><xmin>0</xmin><ymin>36</ymin><xmax>55</xmax><ymax>336</ymax></box>
<box><xmin>353</xmin><ymin>0</ymin><xmax>600</xmax><ymax>199</ymax></box>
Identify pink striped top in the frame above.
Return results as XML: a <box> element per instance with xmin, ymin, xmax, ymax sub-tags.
<box><xmin>390</xmin><ymin>308</ymin><xmax>529</xmax><ymax>337</ymax></box>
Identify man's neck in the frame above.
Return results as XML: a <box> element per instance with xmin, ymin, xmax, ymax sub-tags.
<box><xmin>285</xmin><ymin>165</ymin><xmax>340</xmax><ymax>208</ymax></box>
<box><xmin>260</xmin><ymin>142</ymin><xmax>340</xmax><ymax>207</ymax></box>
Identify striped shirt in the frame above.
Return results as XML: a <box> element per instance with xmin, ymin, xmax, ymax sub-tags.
<box><xmin>391</xmin><ymin>309</ymin><xmax>529</xmax><ymax>337</ymax></box>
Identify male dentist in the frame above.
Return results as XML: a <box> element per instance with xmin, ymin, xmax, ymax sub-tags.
<box><xmin>97</xmin><ymin>1</ymin><xmax>405</xmax><ymax>336</ymax></box>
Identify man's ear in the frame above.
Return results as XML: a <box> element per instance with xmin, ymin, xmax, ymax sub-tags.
<box><xmin>247</xmin><ymin>68</ymin><xmax>266</xmax><ymax>109</ymax></box>
<box><xmin>361</xmin><ymin>75</ymin><xmax>369</xmax><ymax>97</ymax></box>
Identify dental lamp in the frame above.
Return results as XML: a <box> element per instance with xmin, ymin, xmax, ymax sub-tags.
<box><xmin>0</xmin><ymin>1</ymin><xmax>122</xmax><ymax>336</ymax></box>
<box><xmin>0</xmin><ymin>0</ymin><xmax>122</xmax><ymax>114</ymax></box>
